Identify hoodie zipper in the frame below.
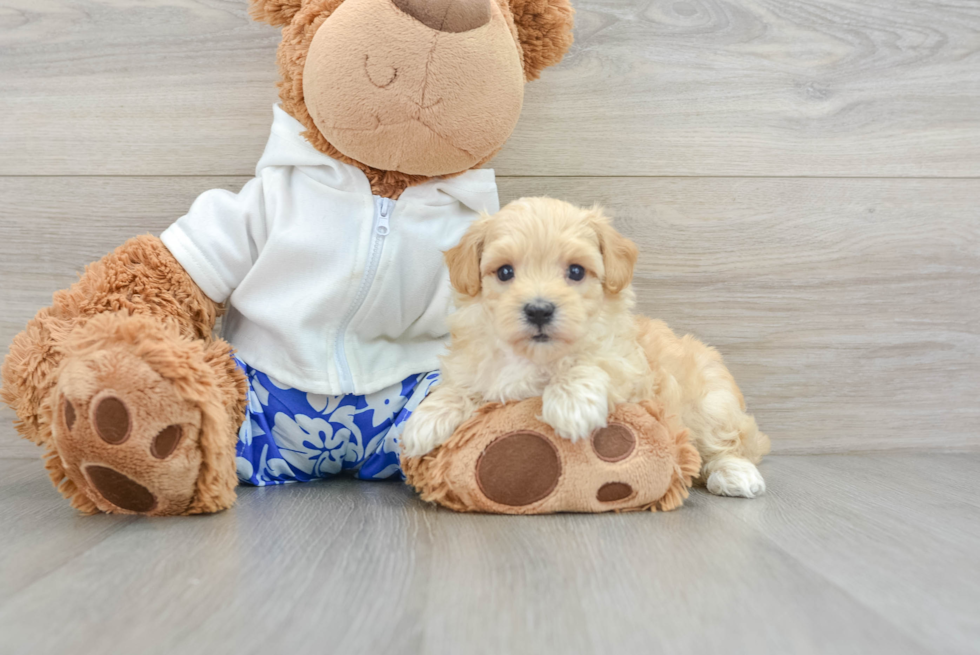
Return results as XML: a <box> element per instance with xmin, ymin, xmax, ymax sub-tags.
<box><xmin>334</xmin><ymin>195</ymin><xmax>394</xmax><ymax>393</ymax></box>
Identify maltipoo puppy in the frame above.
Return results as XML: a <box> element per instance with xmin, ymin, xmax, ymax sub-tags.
<box><xmin>401</xmin><ymin>197</ymin><xmax>770</xmax><ymax>498</ymax></box>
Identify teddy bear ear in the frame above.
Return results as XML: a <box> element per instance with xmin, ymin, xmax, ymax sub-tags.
<box><xmin>249</xmin><ymin>0</ymin><xmax>304</xmax><ymax>26</ymax></box>
<box><xmin>508</xmin><ymin>0</ymin><xmax>575</xmax><ymax>81</ymax></box>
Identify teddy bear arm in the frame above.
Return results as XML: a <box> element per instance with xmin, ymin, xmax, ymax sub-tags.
<box><xmin>1</xmin><ymin>235</ymin><xmax>222</xmax><ymax>449</ymax></box>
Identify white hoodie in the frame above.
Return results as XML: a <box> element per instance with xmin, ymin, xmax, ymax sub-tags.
<box><xmin>161</xmin><ymin>105</ymin><xmax>499</xmax><ymax>396</ymax></box>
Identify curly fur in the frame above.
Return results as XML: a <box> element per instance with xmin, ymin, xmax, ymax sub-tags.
<box><xmin>42</xmin><ymin>442</ymin><xmax>99</xmax><ymax>514</ymax></box>
<box><xmin>55</xmin><ymin>313</ymin><xmax>247</xmax><ymax>514</ymax></box>
<box><xmin>509</xmin><ymin>0</ymin><xmax>574</xmax><ymax>81</ymax></box>
<box><xmin>249</xmin><ymin>0</ymin><xmax>305</xmax><ymax>26</ymax></box>
<box><xmin>1</xmin><ymin>236</ymin><xmax>246</xmax><ymax>514</ymax></box>
<box><xmin>1</xmin><ymin>235</ymin><xmax>220</xmax><ymax>448</ymax></box>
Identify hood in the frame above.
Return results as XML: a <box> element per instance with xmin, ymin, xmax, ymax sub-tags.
<box><xmin>256</xmin><ymin>104</ymin><xmax>499</xmax><ymax>214</ymax></box>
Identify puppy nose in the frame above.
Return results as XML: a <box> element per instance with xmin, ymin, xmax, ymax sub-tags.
<box><xmin>392</xmin><ymin>0</ymin><xmax>491</xmax><ymax>33</ymax></box>
<box><xmin>524</xmin><ymin>301</ymin><xmax>556</xmax><ymax>327</ymax></box>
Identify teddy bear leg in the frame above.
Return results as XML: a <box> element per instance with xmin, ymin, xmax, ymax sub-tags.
<box><xmin>46</xmin><ymin>313</ymin><xmax>247</xmax><ymax>515</ymax></box>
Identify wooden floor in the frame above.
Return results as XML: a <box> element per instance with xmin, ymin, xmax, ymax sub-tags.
<box><xmin>0</xmin><ymin>450</ymin><xmax>976</xmax><ymax>655</ymax></box>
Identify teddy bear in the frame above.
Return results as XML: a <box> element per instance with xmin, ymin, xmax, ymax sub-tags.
<box><xmin>1</xmin><ymin>0</ymin><xmax>699</xmax><ymax>516</ymax></box>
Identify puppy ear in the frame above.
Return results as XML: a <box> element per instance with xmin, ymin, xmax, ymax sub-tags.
<box><xmin>249</xmin><ymin>0</ymin><xmax>305</xmax><ymax>26</ymax></box>
<box><xmin>589</xmin><ymin>206</ymin><xmax>638</xmax><ymax>294</ymax></box>
<box><xmin>508</xmin><ymin>0</ymin><xmax>575</xmax><ymax>81</ymax></box>
<box><xmin>445</xmin><ymin>217</ymin><xmax>490</xmax><ymax>297</ymax></box>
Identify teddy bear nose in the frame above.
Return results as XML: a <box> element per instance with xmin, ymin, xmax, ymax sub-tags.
<box><xmin>524</xmin><ymin>301</ymin><xmax>556</xmax><ymax>327</ymax></box>
<box><xmin>392</xmin><ymin>0</ymin><xmax>491</xmax><ymax>33</ymax></box>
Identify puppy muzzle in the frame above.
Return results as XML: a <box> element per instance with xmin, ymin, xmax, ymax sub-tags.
<box><xmin>523</xmin><ymin>300</ymin><xmax>557</xmax><ymax>343</ymax></box>
<box><xmin>524</xmin><ymin>301</ymin><xmax>556</xmax><ymax>328</ymax></box>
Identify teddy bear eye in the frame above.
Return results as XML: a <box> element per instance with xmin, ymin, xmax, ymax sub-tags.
<box><xmin>568</xmin><ymin>264</ymin><xmax>586</xmax><ymax>281</ymax></box>
<box><xmin>497</xmin><ymin>265</ymin><xmax>515</xmax><ymax>282</ymax></box>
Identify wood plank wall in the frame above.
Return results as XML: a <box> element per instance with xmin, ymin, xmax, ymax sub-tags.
<box><xmin>1</xmin><ymin>0</ymin><xmax>978</xmax><ymax>457</ymax></box>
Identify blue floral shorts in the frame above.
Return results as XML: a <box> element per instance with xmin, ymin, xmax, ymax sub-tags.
<box><xmin>233</xmin><ymin>356</ymin><xmax>440</xmax><ymax>485</ymax></box>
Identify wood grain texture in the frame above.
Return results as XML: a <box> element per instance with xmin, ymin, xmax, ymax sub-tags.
<box><xmin>501</xmin><ymin>176</ymin><xmax>980</xmax><ymax>453</ymax></box>
<box><xmin>0</xmin><ymin>454</ymin><xmax>977</xmax><ymax>655</ymax></box>
<box><xmin>0</xmin><ymin>459</ymin><xmax>136</xmax><ymax>604</ymax></box>
<box><xmin>1</xmin><ymin>0</ymin><xmax>979</xmax><ymax>176</ymax></box>
<box><xmin>1</xmin><ymin>175</ymin><xmax>977</xmax><ymax>455</ymax></box>
<box><xmin>0</xmin><ymin>419</ymin><xmax>32</xmax><ymax>458</ymax></box>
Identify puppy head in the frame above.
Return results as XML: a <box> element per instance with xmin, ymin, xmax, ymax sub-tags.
<box><xmin>445</xmin><ymin>197</ymin><xmax>638</xmax><ymax>360</ymax></box>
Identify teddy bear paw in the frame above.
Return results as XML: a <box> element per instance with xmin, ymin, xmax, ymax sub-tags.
<box><xmin>52</xmin><ymin>346</ymin><xmax>206</xmax><ymax>515</ymax></box>
<box><xmin>404</xmin><ymin>399</ymin><xmax>701</xmax><ymax>514</ymax></box>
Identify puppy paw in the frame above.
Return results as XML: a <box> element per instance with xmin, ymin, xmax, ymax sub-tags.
<box><xmin>541</xmin><ymin>384</ymin><xmax>608</xmax><ymax>442</ymax></box>
<box><xmin>401</xmin><ymin>400</ymin><xmax>467</xmax><ymax>458</ymax></box>
<box><xmin>705</xmin><ymin>458</ymin><xmax>766</xmax><ymax>498</ymax></box>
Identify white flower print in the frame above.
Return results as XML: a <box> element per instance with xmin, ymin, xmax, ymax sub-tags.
<box><xmin>383</xmin><ymin>373</ymin><xmax>440</xmax><ymax>453</ymax></box>
<box><xmin>361</xmin><ymin>383</ymin><xmax>411</xmax><ymax>429</ymax></box>
<box><xmin>305</xmin><ymin>392</ymin><xmax>344</xmax><ymax>416</ymax></box>
<box><xmin>266</xmin><ymin>374</ymin><xmax>293</xmax><ymax>390</ymax></box>
<box><xmin>325</xmin><ymin>405</ymin><xmax>365</xmax><ymax>464</ymax></box>
<box><xmin>235</xmin><ymin>358</ymin><xmax>442</xmax><ymax>484</ymax></box>
<box><xmin>253</xmin><ymin>444</ymin><xmax>295</xmax><ymax>485</ymax></box>
<box><xmin>262</xmin><ymin>456</ymin><xmax>294</xmax><ymax>481</ymax></box>
<box><xmin>247</xmin><ymin>372</ymin><xmax>271</xmax><ymax>410</ymax></box>
<box><xmin>236</xmin><ymin>456</ymin><xmax>254</xmax><ymax>480</ymax></box>
<box><xmin>371</xmin><ymin>463</ymin><xmax>401</xmax><ymax>479</ymax></box>
<box><xmin>271</xmin><ymin>412</ymin><xmax>348</xmax><ymax>477</ymax></box>
<box><xmin>237</xmin><ymin>415</ymin><xmax>267</xmax><ymax>448</ymax></box>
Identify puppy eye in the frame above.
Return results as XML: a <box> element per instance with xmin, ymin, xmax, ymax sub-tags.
<box><xmin>567</xmin><ymin>264</ymin><xmax>586</xmax><ymax>281</ymax></box>
<box><xmin>496</xmin><ymin>265</ymin><xmax>515</xmax><ymax>282</ymax></box>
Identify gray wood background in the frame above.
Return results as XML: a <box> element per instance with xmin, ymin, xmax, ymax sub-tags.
<box><xmin>1</xmin><ymin>0</ymin><xmax>979</xmax><ymax>457</ymax></box>
<box><xmin>1</xmin><ymin>453</ymin><xmax>978</xmax><ymax>655</ymax></box>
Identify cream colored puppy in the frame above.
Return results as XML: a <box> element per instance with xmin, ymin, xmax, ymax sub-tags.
<box><xmin>401</xmin><ymin>197</ymin><xmax>770</xmax><ymax>498</ymax></box>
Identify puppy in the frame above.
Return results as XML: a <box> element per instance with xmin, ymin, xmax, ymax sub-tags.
<box><xmin>401</xmin><ymin>197</ymin><xmax>770</xmax><ymax>498</ymax></box>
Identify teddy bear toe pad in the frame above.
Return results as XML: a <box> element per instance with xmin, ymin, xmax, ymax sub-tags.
<box><xmin>596</xmin><ymin>481</ymin><xmax>634</xmax><ymax>503</ymax></box>
<box><xmin>54</xmin><ymin>349</ymin><xmax>204</xmax><ymax>515</ymax></box>
<box><xmin>92</xmin><ymin>396</ymin><xmax>131</xmax><ymax>444</ymax></box>
<box><xmin>84</xmin><ymin>465</ymin><xmax>157</xmax><ymax>513</ymax></box>
<box><xmin>592</xmin><ymin>424</ymin><xmax>636</xmax><ymax>462</ymax></box>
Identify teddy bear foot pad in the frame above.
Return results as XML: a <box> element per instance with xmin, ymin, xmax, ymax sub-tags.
<box><xmin>53</xmin><ymin>343</ymin><xmax>205</xmax><ymax>516</ymax></box>
<box><xmin>475</xmin><ymin>427</ymin><xmax>639</xmax><ymax>506</ymax></box>
<box><xmin>403</xmin><ymin>399</ymin><xmax>701</xmax><ymax>514</ymax></box>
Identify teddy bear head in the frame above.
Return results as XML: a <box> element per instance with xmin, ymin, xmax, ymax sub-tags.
<box><xmin>251</xmin><ymin>0</ymin><xmax>574</xmax><ymax>195</ymax></box>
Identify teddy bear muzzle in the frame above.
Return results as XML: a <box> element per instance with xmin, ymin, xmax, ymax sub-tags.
<box><xmin>392</xmin><ymin>0</ymin><xmax>491</xmax><ymax>33</ymax></box>
<box><xmin>301</xmin><ymin>0</ymin><xmax>525</xmax><ymax>177</ymax></box>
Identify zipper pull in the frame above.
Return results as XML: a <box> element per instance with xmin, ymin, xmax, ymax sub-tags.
<box><xmin>376</xmin><ymin>198</ymin><xmax>392</xmax><ymax>236</ymax></box>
